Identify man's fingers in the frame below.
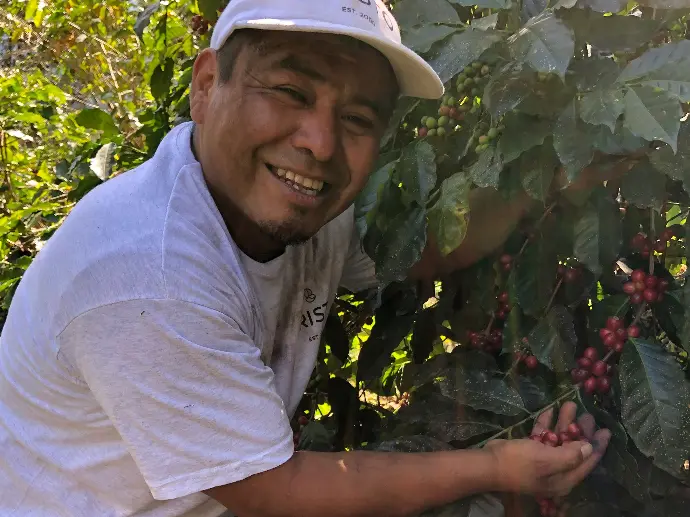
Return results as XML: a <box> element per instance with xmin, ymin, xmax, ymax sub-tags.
<box><xmin>532</xmin><ymin>407</ymin><xmax>554</xmax><ymax>436</ymax></box>
<box><xmin>577</xmin><ymin>413</ymin><xmax>596</xmax><ymax>441</ymax></box>
<box><xmin>559</xmin><ymin>429</ymin><xmax>611</xmax><ymax>487</ymax></box>
<box><xmin>555</xmin><ymin>402</ymin><xmax>577</xmax><ymax>433</ymax></box>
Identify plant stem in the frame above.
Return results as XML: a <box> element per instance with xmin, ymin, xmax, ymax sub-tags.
<box><xmin>517</xmin><ymin>201</ymin><xmax>558</xmax><ymax>257</ymax></box>
<box><xmin>473</xmin><ymin>386</ymin><xmax>579</xmax><ymax>447</ymax></box>
<box><xmin>649</xmin><ymin>208</ymin><xmax>656</xmax><ymax>275</ymax></box>
<box><xmin>483</xmin><ymin>314</ymin><xmax>496</xmax><ymax>335</ymax></box>
<box><xmin>544</xmin><ymin>278</ymin><xmax>564</xmax><ymax>315</ymax></box>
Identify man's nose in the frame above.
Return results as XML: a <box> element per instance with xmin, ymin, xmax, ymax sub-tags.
<box><xmin>291</xmin><ymin>106</ymin><xmax>338</xmax><ymax>163</ymax></box>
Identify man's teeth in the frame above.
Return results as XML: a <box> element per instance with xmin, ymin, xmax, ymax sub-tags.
<box><xmin>274</xmin><ymin>168</ymin><xmax>324</xmax><ymax>193</ymax></box>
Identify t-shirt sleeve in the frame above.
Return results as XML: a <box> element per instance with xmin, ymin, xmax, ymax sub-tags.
<box><xmin>58</xmin><ymin>298</ymin><xmax>294</xmax><ymax>501</ymax></box>
<box><xmin>339</xmin><ymin>218</ymin><xmax>379</xmax><ymax>293</ymax></box>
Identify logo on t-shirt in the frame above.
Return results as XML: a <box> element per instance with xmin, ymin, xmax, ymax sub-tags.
<box><xmin>303</xmin><ymin>288</ymin><xmax>316</xmax><ymax>303</ymax></box>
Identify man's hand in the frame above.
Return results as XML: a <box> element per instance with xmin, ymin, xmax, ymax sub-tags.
<box><xmin>486</xmin><ymin>402</ymin><xmax>611</xmax><ymax>498</ymax></box>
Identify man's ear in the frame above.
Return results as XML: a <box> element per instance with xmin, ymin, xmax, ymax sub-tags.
<box><xmin>190</xmin><ymin>48</ymin><xmax>218</xmax><ymax>125</ymax></box>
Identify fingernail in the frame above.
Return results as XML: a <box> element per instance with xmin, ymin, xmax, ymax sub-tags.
<box><xmin>581</xmin><ymin>443</ymin><xmax>593</xmax><ymax>459</ymax></box>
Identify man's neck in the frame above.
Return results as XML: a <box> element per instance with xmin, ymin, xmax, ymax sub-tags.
<box><xmin>190</xmin><ymin>124</ymin><xmax>286</xmax><ymax>263</ymax></box>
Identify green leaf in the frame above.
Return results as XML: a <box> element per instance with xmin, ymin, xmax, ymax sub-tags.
<box><xmin>517</xmin><ymin>375</ymin><xmax>551</xmax><ymax>412</ymax></box>
<box><xmin>484</xmin><ymin>69</ymin><xmax>537</xmax><ymax>118</ymax></box>
<box><xmin>603</xmin><ymin>439</ymin><xmax>649</xmax><ymax>503</ymax></box>
<box><xmin>650</xmin><ymin>123</ymin><xmax>690</xmax><ymax>194</ymax></box>
<box><xmin>89</xmin><ymin>142</ymin><xmax>117</xmax><ymax>181</ymax></box>
<box><xmin>374</xmin><ymin>203</ymin><xmax>427</xmax><ymax>286</ymax></box>
<box><xmin>428</xmin><ymin>29</ymin><xmax>503</xmax><ymax>84</ymax></box>
<box><xmin>519</xmin><ymin>146</ymin><xmax>557</xmax><ymax>202</ymax></box>
<box><xmin>578</xmin><ymin>87</ymin><xmax>625</xmax><ymax>132</ymax></box>
<box><xmin>622</xmin><ymin>86</ymin><xmax>682</xmax><ymax>151</ymax></box>
<box><xmin>526</xmin><ymin>305</ymin><xmax>577</xmax><ymax>371</ymax></box>
<box><xmin>620</xmin><ymin>338</ymin><xmax>690</xmax><ymax>480</ymax></box>
<box><xmin>638</xmin><ymin>0</ymin><xmax>690</xmax><ymax>6</ymax></box>
<box><xmin>394</xmin><ymin>0</ymin><xmax>460</xmax><ymax>28</ymax></box>
<box><xmin>618</xmin><ymin>41</ymin><xmax>690</xmax><ymax>103</ymax></box>
<box><xmin>572</xmin><ymin>189</ymin><xmax>622</xmax><ymax>276</ymax></box>
<box><xmin>511</xmin><ymin>239</ymin><xmax>559</xmax><ymax>316</ymax></box>
<box><xmin>507</xmin><ymin>10</ymin><xmax>575</xmax><ymax>79</ymax></box>
<box><xmin>437</xmin><ymin>367</ymin><xmax>527</xmax><ymax>416</ymax></box>
<box><xmin>427</xmin><ymin>173</ymin><xmax>471</xmax><ymax>256</ymax></box>
<box><xmin>322</xmin><ymin>313</ymin><xmax>350</xmax><ymax>364</ymax></box>
<box><xmin>354</xmin><ymin>161</ymin><xmax>395</xmax><ymax>239</ymax></box>
<box><xmin>398</xmin><ymin>141</ymin><xmax>437</xmax><ymax>206</ymax></box>
<box><xmin>24</xmin><ymin>0</ymin><xmax>38</xmax><ymax>21</ymax></box>
<box><xmin>74</xmin><ymin>108</ymin><xmax>119</xmax><ymax>137</ymax></box>
<box><xmin>402</xmin><ymin>25</ymin><xmax>457</xmax><ymax>53</ymax></box>
<box><xmin>620</xmin><ymin>161</ymin><xmax>667</xmax><ymax>211</ymax></box>
<box><xmin>198</xmin><ymin>0</ymin><xmax>222</xmax><ymax>22</ymax></box>
<box><xmin>150</xmin><ymin>58</ymin><xmax>175</xmax><ymax>103</ymax></box>
<box><xmin>381</xmin><ymin>98</ymin><xmax>420</xmax><ymax>149</ymax></box>
<box><xmin>468</xmin><ymin>146</ymin><xmax>503</xmax><ymax>189</ymax></box>
<box><xmin>592</xmin><ymin>122</ymin><xmax>647</xmax><ymax>155</ymax></box>
<box><xmin>297</xmin><ymin>421</ymin><xmax>333</xmax><ymax>452</ymax></box>
<box><xmin>134</xmin><ymin>3</ymin><xmax>160</xmax><ymax>41</ymax></box>
<box><xmin>579</xmin><ymin>0</ymin><xmax>626</xmax><ymax>11</ymax></box>
<box><xmin>553</xmin><ymin>101</ymin><xmax>595</xmax><ymax>183</ymax></box>
<box><xmin>497</xmin><ymin>113</ymin><xmax>552</xmax><ymax>163</ymax></box>
<box><xmin>471</xmin><ymin>14</ymin><xmax>499</xmax><ymax>31</ymax></box>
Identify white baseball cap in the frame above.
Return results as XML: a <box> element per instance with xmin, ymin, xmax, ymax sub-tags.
<box><xmin>209</xmin><ymin>0</ymin><xmax>444</xmax><ymax>99</ymax></box>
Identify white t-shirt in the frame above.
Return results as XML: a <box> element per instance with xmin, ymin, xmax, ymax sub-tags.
<box><xmin>0</xmin><ymin>121</ymin><xmax>378</xmax><ymax>516</ymax></box>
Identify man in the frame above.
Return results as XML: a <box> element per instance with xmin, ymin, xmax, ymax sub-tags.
<box><xmin>0</xmin><ymin>1</ymin><xmax>613</xmax><ymax>516</ymax></box>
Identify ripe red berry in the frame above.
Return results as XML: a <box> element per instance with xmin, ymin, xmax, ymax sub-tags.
<box><xmin>500</xmin><ymin>254</ymin><xmax>513</xmax><ymax>264</ymax></box>
<box><xmin>583</xmin><ymin>377</ymin><xmax>597</xmax><ymax>394</ymax></box>
<box><xmin>597</xmin><ymin>377</ymin><xmax>611</xmax><ymax>394</ymax></box>
<box><xmin>654</xmin><ymin>240</ymin><xmax>666</xmax><ymax>253</ymax></box>
<box><xmin>630</xmin><ymin>292</ymin><xmax>644</xmax><ymax>304</ymax></box>
<box><xmin>557</xmin><ymin>264</ymin><xmax>566</xmax><ymax>276</ymax></box>
<box><xmin>502</xmin><ymin>262</ymin><xmax>512</xmax><ymax>271</ymax></box>
<box><xmin>645</xmin><ymin>276</ymin><xmax>658</xmax><ymax>288</ymax></box>
<box><xmin>567</xmin><ymin>423</ymin><xmax>581</xmax><ymax>440</ymax></box>
<box><xmin>631</xmin><ymin>269</ymin><xmax>646</xmax><ymax>282</ymax></box>
<box><xmin>658</xmin><ymin>279</ymin><xmax>670</xmax><ymax>292</ymax></box>
<box><xmin>615</xmin><ymin>328</ymin><xmax>628</xmax><ymax>341</ymax></box>
<box><xmin>418</xmin><ymin>127</ymin><xmax>428</xmax><ymax>138</ymax></box>
<box><xmin>439</xmin><ymin>105</ymin><xmax>450</xmax><ymax>116</ymax></box>
<box><xmin>661</xmin><ymin>228</ymin><xmax>674</xmax><ymax>241</ymax></box>
<box><xmin>577</xmin><ymin>357</ymin><xmax>593</xmax><ymax>370</ymax></box>
<box><xmin>603</xmin><ymin>333</ymin><xmax>618</xmax><ymax>349</ymax></box>
<box><xmin>614</xmin><ymin>341</ymin><xmax>625</xmax><ymax>353</ymax></box>
<box><xmin>627</xmin><ymin>324</ymin><xmax>640</xmax><ymax>338</ymax></box>
<box><xmin>643</xmin><ymin>289</ymin><xmax>659</xmax><ymax>303</ymax></box>
<box><xmin>592</xmin><ymin>360</ymin><xmax>607</xmax><ymax>377</ymax></box>
<box><xmin>471</xmin><ymin>334</ymin><xmax>485</xmax><ymax>348</ymax></box>
<box><xmin>559</xmin><ymin>432</ymin><xmax>571</xmax><ymax>444</ymax></box>
<box><xmin>634</xmin><ymin>280</ymin><xmax>646</xmax><ymax>292</ymax></box>
<box><xmin>599</xmin><ymin>328</ymin><xmax>613</xmax><ymax>340</ymax></box>
<box><xmin>496</xmin><ymin>309</ymin><xmax>507</xmax><ymax>319</ymax></box>
<box><xmin>525</xmin><ymin>355</ymin><xmax>539</xmax><ymax>369</ymax></box>
<box><xmin>489</xmin><ymin>329</ymin><xmax>503</xmax><ymax>343</ymax></box>
<box><xmin>631</xmin><ymin>233</ymin><xmax>647</xmax><ymax>249</ymax></box>
<box><xmin>298</xmin><ymin>415</ymin><xmax>309</xmax><ymax>426</ymax></box>
<box><xmin>498</xmin><ymin>291</ymin><xmax>509</xmax><ymax>303</ymax></box>
<box><xmin>564</xmin><ymin>268</ymin><xmax>579</xmax><ymax>283</ymax></box>
<box><xmin>543</xmin><ymin>431</ymin><xmax>559</xmax><ymax>447</ymax></box>
<box><xmin>623</xmin><ymin>282</ymin><xmax>637</xmax><ymax>294</ymax></box>
<box><xmin>571</xmin><ymin>368</ymin><xmax>590</xmax><ymax>383</ymax></box>
<box><xmin>606</xmin><ymin>317</ymin><xmax>624</xmax><ymax>331</ymax></box>
<box><xmin>583</xmin><ymin>347</ymin><xmax>598</xmax><ymax>362</ymax></box>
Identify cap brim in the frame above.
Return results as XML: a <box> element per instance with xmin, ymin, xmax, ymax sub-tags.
<box><xmin>224</xmin><ymin>19</ymin><xmax>445</xmax><ymax>100</ymax></box>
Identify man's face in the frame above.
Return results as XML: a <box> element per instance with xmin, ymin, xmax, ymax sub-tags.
<box><xmin>190</xmin><ymin>31</ymin><xmax>398</xmax><ymax>251</ymax></box>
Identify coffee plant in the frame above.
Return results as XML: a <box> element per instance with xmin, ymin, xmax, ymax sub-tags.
<box><xmin>2</xmin><ymin>1</ymin><xmax>690</xmax><ymax>516</ymax></box>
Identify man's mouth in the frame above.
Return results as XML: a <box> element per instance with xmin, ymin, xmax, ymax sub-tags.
<box><xmin>266</xmin><ymin>164</ymin><xmax>329</xmax><ymax>197</ymax></box>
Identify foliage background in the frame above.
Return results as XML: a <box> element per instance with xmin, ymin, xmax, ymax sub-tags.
<box><xmin>2</xmin><ymin>1</ymin><xmax>690</xmax><ymax>516</ymax></box>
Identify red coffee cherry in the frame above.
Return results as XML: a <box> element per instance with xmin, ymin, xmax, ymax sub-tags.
<box><xmin>615</xmin><ymin>328</ymin><xmax>628</xmax><ymax>341</ymax></box>
<box><xmin>567</xmin><ymin>423</ymin><xmax>581</xmax><ymax>440</ymax></box>
<box><xmin>583</xmin><ymin>347</ymin><xmax>598</xmax><ymax>362</ymax></box>
<box><xmin>631</xmin><ymin>269</ymin><xmax>646</xmax><ymax>283</ymax></box>
<box><xmin>597</xmin><ymin>377</ymin><xmax>611</xmax><ymax>394</ymax></box>
<box><xmin>543</xmin><ymin>431</ymin><xmax>559</xmax><ymax>447</ymax></box>
<box><xmin>603</xmin><ymin>333</ymin><xmax>618</xmax><ymax>349</ymax></box>
<box><xmin>631</xmin><ymin>292</ymin><xmax>644</xmax><ymax>304</ymax></box>
<box><xmin>592</xmin><ymin>360</ymin><xmax>608</xmax><ymax>377</ymax></box>
<box><xmin>571</xmin><ymin>368</ymin><xmax>590</xmax><ymax>383</ymax></box>
<box><xmin>614</xmin><ymin>341</ymin><xmax>625</xmax><ymax>353</ymax></box>
<box><xmin>645</xmin><ymin>276</ymin><xmax>658</xmax><ymax>288</ymax></box>
<box><xmin>658</xmin><ymin>279</ymin><xmax>670</xmax><ymax>292</ymax></box>
<box><xmin>623</xmin><ymin>282</ymin><xmax>636</xmax><ymax>294</ymax></box>
<box><xmin>627</xmin><ymin>324</ymin><xmax>640</xmax><ymax>338</ymax></box>
<box><xmin>643</xmin><ymin>289</ymin><xmax>659</xmax><ymax>303</ymax></box>
<box><xmin>583</xmin><ymin>377</ymin><xmax>597</xmax><ymax>394</ymax></box>
<box><xmin>606</xmin><ymin>317</ymin><xmax>624</xmax><ymax>331</ymax></box>
<box><xmin>577</xmin><ymin>357</ymin><xmax>593</xmax><ymax>370</ymax></box>
<box><xmin>525</xmin><ymin>356</ymin><xmax>539</xmax><ymax>370</ymax></box>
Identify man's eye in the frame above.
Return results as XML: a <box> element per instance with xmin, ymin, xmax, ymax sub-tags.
<box><xmin>344</xmin><ymin>115</ymin><xmax>374</xmax><ymax>129</ymax></box>
<box><xmin>275</xmin><ymin>86</ymin><xmax>307</xmax><ymax>104</ymax></box>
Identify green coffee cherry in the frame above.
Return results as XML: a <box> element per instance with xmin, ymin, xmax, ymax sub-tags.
<box><xmin>427</xmin><ymin>128</ymin><xmax>437</xmax><ymax>137</ymax></box>
<box><xmin>436</xmin><ymin>127</ymin><xmax>447</xmax><ymax>137</ymax></box>
<box><xmin>471</xmin><ymin>88</ymin><xmax>479</xmax><ymax>96</ymax></box>
<box><xmin>487</xmin><ymin>128</ymin><xmax>499</xmax><ymax>139</ymax></box>
<box><xmin>470</xmin><ymin>106</ymin><xmax>478</xmax><ymax>114</ymax></box>
<box><xmin>438</xmin><ymin>115</ymin><xmax>450</xmax><ymax>127</ymax></box>
<box><xmin>421</xmin><ymin>116</ymin><xmax>429</xmax><ymax>125</ymax></box>
<box><xmin>447</xmin><ymin>96</ymin><xmax>456</xmax><ymax>106</ymax></box>
<box><xmin>457</xmin><ymin>73</ymin><xmax>467</xmax><ymax>83</ymax></box>
<box><xmin>472</xmin><ymin>61</ymin><xmax>482</xmax><ymax>69</ymax></box>
<box><xmin>478</xmin><ymin>135</ymin><xmax>489</xmax><ymax>144</ymax></box>
<box><xmin>464</xmin><ymin>78</ymin><xmax>474</xmax><ymax>87</ymax></box>
<box><xmin>458</xmin><ymin>104</ymin><xmax>470</xmax><ymax>112</ymax></box>
<box><xmin>475</xmin><ymin>145</ymin><xmax>484</xmax><ymax>154</ymax></box>
<box><xmin>425</xmin><ymin>117</ymin><xmax>437</xmax><ymax>129</ymax></box>
<box><xmin>481</xmin><ymin>65</ymin><xmax>490</xmax><ymax>75</ymax></box>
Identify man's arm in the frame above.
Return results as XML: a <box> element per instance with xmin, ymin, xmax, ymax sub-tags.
<box><xmin>409</xmin><ymin>156</ymin><xmax>640</xmax><ymax>283</ymax></box>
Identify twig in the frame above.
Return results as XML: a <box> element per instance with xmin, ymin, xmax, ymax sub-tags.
<box><xmin>473</xmin><ymin>386</ymin><xmax>579</xmax><ymax>447</ymax></box>
<box><xmin>544</xmin><ymin>278</ymin><xmax>564</xmax><ymax>316</ymax></box>
<box><xmin>517</xmin><ymin>201</ymin><xmax>558</xmax><ymax>257</ymax></box>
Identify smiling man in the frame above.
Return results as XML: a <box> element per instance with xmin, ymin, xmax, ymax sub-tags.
<box><xmin>0</xmin><ymin>1</ymin><xmax>613</xmax><ymax>516</ymax></box>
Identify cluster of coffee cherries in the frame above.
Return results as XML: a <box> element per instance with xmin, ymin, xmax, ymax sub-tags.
<box><xmin>598</xmin><ymin>316</ymin><xmax>638</xmax><ymax>354</ymax></box>
<box><xmin>630</xmin><ymin>227</ymin><xmax>679</xmax><ymax>258</ymax></box>
<box><xmin>455</xmin><ymin>61</ymin><xmax>492</xmax><ymax>99</ymax></box>
<box><xmin>531</xmin><ymin>423</ymin><xmax>585</xmax><ymax>517</ymax></box>
<box><xmin>557</xmin><ymin>264</ymin><xmax>583</xmax><ymax>284</ymax></box>
<box><xmin>570</xmin><ymin>346</ymin><xmax>614</xmax><ymax>395</ymax></box>
<box><xmin>467</xmin><ymin>292</ymin><xmax>511</xmax><ymax>352</ymax></box>
<box><xmin>191</xmin><ymin>14</ymin><xmax>211</xmax><ymax>35</ymax></box>
<box><xmin>418</xmin><ymin>100</ymin><xmax>468</xmax><ymax>139</ymax></box>
<box><xmin>499</xmin><ymin>253</ymin><xmax>514</xmax><ymax>271</ymax></box>
<box><xmin>515</xmin><ymin>350</ymin><xmax>539</xmax><ymax>370</ymax></box>
<box><xmin>293</xmin><ymin>415</ymin><xmax>309</xmax><ymax>447</ymax></box>
<box><xmin>469</xmin><ymin>121</ymin><xmax>504</xmax><ymax>154</ymax></box>
<box><xmin>622</xmin><ymin>269</ymin><xmax>669</xmax><ymax>304</ymax></box>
